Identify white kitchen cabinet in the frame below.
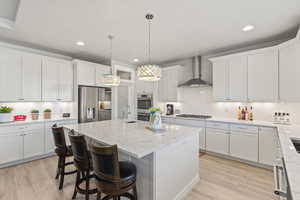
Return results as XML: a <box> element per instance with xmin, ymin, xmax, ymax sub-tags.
<box><xmin>199</xmin><ymin>128</ymin><xmax>206</xmax><ymax>150</ymax></box>
<box><xmin>96</xmin><ymin>64</ymin><xmax>111</xmax><ymax>86</ymax></box>
<box><xmin>228</xmin><ymin>56</ymin><xmax>248</xmax><ymax>101</ymax></box>
<box><xmin>22</xmin><ymin>53</ymin><xmax>42</xmax><ymax>101</ymax></box>
<box><xmin>158</xmin><ymin>66</ymin><xmax>179</xmax><ymax>102</ymax></box>
<box><xmin>136</xmin><ymin>80</ymin><xmax>157</xmax><ymax>94</ymax></box>
<box><xmin>0</xmin><ymin>132</ymin><xmax>23</xmax><ymax>164</ymax></box>
<box><xmin>206</xmin><ymin>128</ymin><xmax>229</xmax><ymax>155</ymax></box>
<box><xmin>230</xmin><ymin>128</ymin><xmax>258</xmax><ymax>162</ymax></box>
<box><xmin>0</xmin><ymin>47</ymin><xmax>22</xmax><ymax>101</ymax></box>
<box><xmin>45</xmin><ymin>121</ymin><xmax>56</xmax><ymax>153</ymax></box>
<box><xmin>212</xmin><ymin>59</ymin><xmax>228</xmax><ymax>101</ymax></box>
<box><xmin>76</xmin><ymin>60</ymin><xmax>96</xmax><ymax>86</ymax></box>
<box><xmin>23</xmin><ymin>128</ymin><xmax>45</xmax><ymax>159</ymax></box>
<box><xmin>279</xmin><ymin>42</ymin><xmax>300</xmax><ymax>101</ymax></box>
<box><xmin>247</xmin><ymin>48</ymin><xmax>278</xmax><ymax>102</ymax></box>
<box><xmin>259</xmin><ymin>127</ymin><xmax>276</xmax><ymax>166</ymax></box>
<box><xmin>43</xmin><ymin>57</ymin><xmax>73</xmax><ymax>101</ymax></box>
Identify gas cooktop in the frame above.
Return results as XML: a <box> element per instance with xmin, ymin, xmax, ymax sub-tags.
<box><xmin>176</xmin><ymin>114</ymin><xmax>212</xmax><ymax>119</ymax></box>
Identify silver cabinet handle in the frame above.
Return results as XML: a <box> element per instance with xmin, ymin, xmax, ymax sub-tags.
<box><xmin>273</xmin><ymin>165</ymin><xmax>287</xmax><ymax>197</ymax></box>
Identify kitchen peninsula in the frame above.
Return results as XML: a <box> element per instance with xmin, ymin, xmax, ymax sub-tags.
<box><xmin>64</xmin><ymin>120</ymin><xmax>200</xmax><ymax>200</ymax></box>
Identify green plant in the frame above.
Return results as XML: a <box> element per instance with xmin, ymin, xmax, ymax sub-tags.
<box><xmin>149</xmin><ymin>107</ymin><xmax>160</xmax><ymax>114</ymax></box>
<box><xmin>44</xmin><ymin>108</ymin><xmax>52</xmax><ymax>113</ymax></box>
<box><xmin>31</xmin><ymin>109</ymin><xmax>39</xmax><ymax>113</ymax></box>
<box><xmin>0</xmin><ymin>106</ymin><xmax>13</xmax><ymax>113</ymax></box>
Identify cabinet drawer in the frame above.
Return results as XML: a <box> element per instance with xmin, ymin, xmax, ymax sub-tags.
<box><xmin>230</xmin><ymin>124</ymin><xmax>258</xmax><ymax>133</ymax></box>
<box><xmin>206</xmin><ymin>128</ymin><xmax>229</xmax><ymax>155</ymax></box>
<box><xmin>0</xmin><ymin>125</ymin><xmax>25</xmax><ymax>134</ymax></box>
<box><xmin>206</xmin><ymin>121</ymin><xmax>229</xmax><ymax>130</ymax></box>
<box><xmin>173</xmin><ymin>118</ymin><xmax>205</xmax><ymax>127</ymax></box>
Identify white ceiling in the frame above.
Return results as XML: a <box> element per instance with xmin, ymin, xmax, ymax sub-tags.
<box><xmin>0</xmin><ymin>0</ymin><xmax>300</xmax><ymax>64</ymax></box>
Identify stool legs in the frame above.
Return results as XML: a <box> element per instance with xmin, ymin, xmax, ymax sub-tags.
<box><xmin>59</xmin><ymin>156</ymin><xmax>66</xmax><ymax>190</ymax></box>
<box><xmin>133</xmin><ymin>185</ymin><xmax>137</xmax><ymax>200</ymax></box>
<box><xmin>72</xmin><ymin>171</ymin><xmax>80</xmax><ymax>199</ymax></box>
<box><xmin>85</xmin><ymin>170</ymin><xmax>90</xmax><ymax>200</ymax></box>
<box><xmin>55</xmin><ymin>156</ymin><xmax>61</xmax><ymax>179</ymax></box>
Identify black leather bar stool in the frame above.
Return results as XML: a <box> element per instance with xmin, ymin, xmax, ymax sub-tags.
<box><xmin>68</xmin><ymin>130</ymin><xmax>97</xmax><ymax>200</ymax></box>
<box><xmin>52</xmin><ymin>124</ymin><xmax>77</xmax><ymax>190</ymax></box>
<box><xmin>90</xmin><ymin>144</ymin><xmax>138</xmax><ymax>200</ymax></box>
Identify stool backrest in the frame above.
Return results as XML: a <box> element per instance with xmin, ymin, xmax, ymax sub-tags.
<box><xmin>68</xmin><ymin>130</ymin><xmax>90</xmax><ymax>170</ymax></box>
<box><xmin>52</xmin><ymin>124</ymin><xmax>67</xmax><ymax>151</ymax></box>
<box><xmin>90</xmin><ymin>144</ymin><xmax>120</xmax><ymax>181</ymax></box>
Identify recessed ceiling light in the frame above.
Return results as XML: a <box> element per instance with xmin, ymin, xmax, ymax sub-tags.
<box><xmin>133</xmin><ymin>58</ymin><xmax>139</xmax><ymax>62</ymax></box>
<box><xmin>76</xmin><ymin>41</ymin><xmax>85</xmax><ymax>46</ymax></box>
<box><xmin>242</xmin><ymin>25</ymin><xmax>255</xmax><ymax>32</ymax></box>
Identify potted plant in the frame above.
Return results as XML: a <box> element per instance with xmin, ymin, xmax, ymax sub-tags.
<box><xmin>44</xmin><ymin>108</ymin><xmax>52</xmax><ymax>119</ymax></box>
<box><xmin>0</xmin><ymin>106</ymin><xmax>13</xmax><ymax>122</ymax></box>
<box><xmin>149</xmin><ymin>107</ymin><xmax>162</xmax><ymax>130</ymax></box>
<box><xmin>31</xmin><ymin>109</ymin><xmax>39</xmax><ymax>120</ymax></box>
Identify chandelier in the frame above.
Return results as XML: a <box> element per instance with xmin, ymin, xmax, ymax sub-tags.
<box><xmin>103</xmin><ymin>35</ymin><xmax>121</xmax><ymax>86</ymax></box>
<box><xmin>137</xmin><ymin>14</ymin><xmax>161</xmax><ymax>81</ymax></box>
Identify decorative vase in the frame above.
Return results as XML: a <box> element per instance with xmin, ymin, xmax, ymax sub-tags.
<box><xmin>44</xmin><ymin>112</ymin><xmax>51</xmax><ymax>119</ymax></box>
<box><xmin>149</xmin><ymin>111</ymin><xmax>162</xmax><ymax>130</ymax></box>
<box><xmin>31</xmin><ymin>113</ymin><xmax>39</xmax><ymax>120</ymax></box>
<box><xmin>0</xmin><ymin>113</ymin><xmax>13</xmax><ymax>123</ymax></box>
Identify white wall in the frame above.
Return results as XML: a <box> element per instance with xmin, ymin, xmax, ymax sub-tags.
<box><xmin>0</xmin><ymin>102</ymin><xmax>77</xmax><ymax>119</ymax></box>
<box><xmin>162</xmin><ymin>87</ymin><xmax>300</xmax><ymax>124</ymax></box>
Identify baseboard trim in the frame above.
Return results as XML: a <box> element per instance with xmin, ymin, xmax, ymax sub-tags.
<box><xmin>0</xmin><ymin>152</ymin><xmax>55</xmax><ymax>169</ymax></box>
<box><xmin>174</xmin><ymin>174</ymin><xmax>200</xmax><ymax>200</ymax></box>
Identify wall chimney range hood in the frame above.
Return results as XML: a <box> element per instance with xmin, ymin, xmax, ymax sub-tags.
<box><xmin>178</xmin><ymin>56</ymin><xmax>211</xmax><ymax>88</ymax></box>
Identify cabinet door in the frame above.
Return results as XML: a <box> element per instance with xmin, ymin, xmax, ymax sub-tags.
<box><xmin>199</xmin><ymin>128</ymin><xmax>206</xmax><ymax>150</ymax></box>
<box><xmin>259</xmin><ymin>127</ymin><xmax>276</xmax><ymax>166</ymax></box>
<box><xmin>248</xmin><ymin>48</ymin><xmax>278</xmax><ymax>101</ymax></box>
<box><xmin>0</xmin><ymin>133</ymin><xmax>23</xmax><ymax>164</ymax></box>
<box><xmin>212</xmin><ymin>59</ymin><xmax>228</xmax><ymax>101</ymax></box>
<box><xmin>59</xmin><ymin>61</ymin><xmax>73</xmax><ymax>101</ymax></box>
<box><xmin>23</xmin><ymin>129</ymin><xmax>45</xmax><ymax>158</ymax></box>
<box><xmin>0</xmin><ymin>47</ymin><xmax>22</xmax><ymax>101</ymax></box>
<box><xmin>95</xmin><ymin>64</ymin><xmax>111</xmax><ymax>86</ymax></box>
<box><xmin>158</xmin><ymin>70</ymin><xmax>168</xmax><ymax>102</ymax></box>
<box><xmin>206</xmin><ymin>128</ymin><xmax>229</xmax><ymax>155</ymax></box>
<box><xmin>228</xmin><ymin>56</ymin><xmax>248</xmax><ymax>101</ymax></box>
<box><xmin>167</xmin><ymin>68</ymin><xmax>178</xmax><ymax>102</ymax></box>
<box><xmin>77</xmin><ymin>61</ymin><xmax>95</xmax><ymax>86</ymax></box>
<box><xmin>43</xmin><ymin>57</ymin><xmax>60</xmax><ymax>101</ymax></box>
<box><xmin>279</xmin><ymin>43</ymin><xmax>300</xmax><ymax>101</ymax></box>
<box><xmin>45</xmin><ymin>122</ymin><xmax>57</xmax><ymax>153</ymax></box>
<box><xmin>230</xmin><ymin>131</ymin><xmax>258</xmax><ymax>162</ymax></box>
<box><xmin>22</xmin><ymin>53</ymin><xmax>42</xmax><ymax>101</ymax></box>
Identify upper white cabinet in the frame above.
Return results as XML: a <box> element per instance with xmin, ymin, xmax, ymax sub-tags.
<box><xmin>158</xmin><ymin>66</ymin><xmax>179</xmax><ymax>102</ymax></box>
<box><xmin>0</xmin><ymin>47</ymin><xmax>22</xmax><ymax>102</ymax></box>
<box><xmin>43</xmin><ymin>57</ymin><xmax>73</xmax><ymax>101</ymax></box>
<box><xmin>212</xmin><ymin>55</ymin><xmax>247</xmax><ymax>101</ymax></box>
<box><xmin>75</xmin><ymin>60</ymin><xmax>112</xmax><ymax>87</ymax></box>
<box><xmin>247</xmin><ymin>48</ymin><xmax>278</xmax><ymax>102</ymax></box>
<box><xmin>279</xmin><ymin>41</ymin><xmax>300</xmax><ymax>101</ymax></box>
<box><xmin>212</xmin><ymin>59</ymin><xmax>228</xmax><ymax>101</ymax></box>
<box><xmin>211</xmin><ymin>47</ymin><xmax>278</xmax><ymax>102</ymax></box>
<box><xmin>228</xmin><ymin>56</ymin><xmax>248</xmax><ymax>101</ymax></box>
<box><xmin>22</xmin><ymin>53</ymin><xmax>42</xmax><ymax>101</ymax></box>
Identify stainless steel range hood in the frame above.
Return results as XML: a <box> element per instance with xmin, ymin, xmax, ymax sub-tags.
<box><xmin>178</xmin><ymin>56</ymin><xmax>211</xmax><ymax>88</ymax></box>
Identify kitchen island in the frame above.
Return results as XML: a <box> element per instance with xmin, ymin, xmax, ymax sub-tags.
<box><xmin>64</xmin><ymin>120</ymin><xmax>200</xmax><ymax>200</ymax></box>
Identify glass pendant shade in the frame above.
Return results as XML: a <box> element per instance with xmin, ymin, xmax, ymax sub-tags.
<box><xmin>103</xmin><ymin>74</ymin><xmax>121</xmax><ymax>86</ymax></box>
<box><xmin>137</xmin><ymin>64</ymin><xmax>161</xmax><ymax>81</ymax></box>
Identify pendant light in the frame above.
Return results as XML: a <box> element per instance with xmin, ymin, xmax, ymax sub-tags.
<box><xmin>103</xmin><ymin>35</ymin><xmax>121</xmax><ymax>86</ymax></box>
<box><xmin>137</xmin><ymin>13</ymin><xmax>161</xmax><ymax>81</ymax></box>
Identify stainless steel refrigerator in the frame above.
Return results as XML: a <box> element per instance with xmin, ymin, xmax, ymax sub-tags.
<box><xmin>78</xmin><ymin>86</ymin><xmax>112</xmax><ymax>123</ymax></box>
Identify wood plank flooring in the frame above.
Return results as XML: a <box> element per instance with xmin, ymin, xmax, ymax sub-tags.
<box><xmin>0</xmin><ymin>154</ymin><xmax>279</xmax><ymax>200</ymax></box>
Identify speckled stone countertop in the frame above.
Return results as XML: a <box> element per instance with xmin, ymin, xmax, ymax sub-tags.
<box><xmin>63</xmin><ymin>120</ymin><xmax>199</xmax><ymax>159</ymax></box>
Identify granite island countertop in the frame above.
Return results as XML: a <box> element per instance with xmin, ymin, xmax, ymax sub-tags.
<box><xmin>63</xmin><ymin>120</ymin><xmax>200</xmax><ymax>159</ymax></box>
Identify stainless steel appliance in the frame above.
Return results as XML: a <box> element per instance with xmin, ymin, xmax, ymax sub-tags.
<box><xmin>78</xmin><ymin>86</ymin><xmax>112</xmax><ymax>123</ymax></box>
<box><xmin>137</xmin><ymin>93</ymin><xmax>153</xmax><ymax>121</ymax></box>
<box><xmin>274</xmin><ymin>134</ymin><xmax>291</xmax><ymax>200</ymax></box>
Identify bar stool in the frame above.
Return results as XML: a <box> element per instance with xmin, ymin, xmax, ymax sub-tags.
<box><xmin>68</xmin><ymin>130</ymin><xmax>97</xmax><ymax>200</ymax></box>
<box><xmin>52</xmin><ymin>124</ymin><xmax>77</xmax><ymax>190</ymax></box>
<box><xmin>90</xmin><ymin>144</ymin><xmax>138</xmax><ymax>200</ymax></box>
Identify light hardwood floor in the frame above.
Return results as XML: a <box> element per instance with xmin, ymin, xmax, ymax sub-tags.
<box><xmin>0</xmin><ymin>154</ymin><xmax>279</xmax><ymax>200</ymax></box>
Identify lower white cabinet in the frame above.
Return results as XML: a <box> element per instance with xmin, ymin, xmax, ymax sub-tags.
<box><xmin>206</xmin><ymin>128</ymin><xmax>229</xmax><ymax>155</ymax></box>
<box><xmin>230</xmin><ymin>131</ymin><xmax>258</xmax><ymax>162</ymax></box>
<box><xmin>0</xmin><ymin>133</ymin><xmax>23</xmax><ymax>164</ymax></box>
<box><xmin>259</xmin><ymin>127</ymin><xmax>276</xmax><ymax>166</ymax></box>
<box><xmin>23</xmin><ymin>128</ymin><xmax>44</xmax><ymax>159</ymax></box>
<box><xmin>199</xmin><ymin>128</ymin><xmax>206</xmax><ymax>150</ymax></box>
